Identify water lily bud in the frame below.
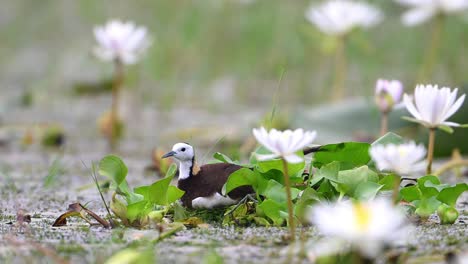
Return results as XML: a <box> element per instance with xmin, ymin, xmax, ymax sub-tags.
<box><xmin>375</xmin><ymin>79</ymin><xmax>403</xmax><ymax>113</ymax></box>
<box><xmin>437</xmin><ymin>204</ymin><xmax>459</xmax><ymax>225</ymax></box>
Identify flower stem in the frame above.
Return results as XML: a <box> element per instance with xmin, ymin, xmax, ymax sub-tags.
<box><xmin>281</xmin><ymin>158</ymin><xmax>296</xmax><ymax>242</ymax></box>
<box><xmin>426</xmin><ymin>128</ymin><xmax>436</xmax><ymax>175</ymax></box>
<box><xmin>434</xmin><ymin>159</ymin><xmax>468</xmax><ymax>177</ymax></box>
<box><xmin>332</xmin><ymin>35</ymin><xmax>347</xmax><ymax>101</ymax></box>
<box><xmin>380</xmin><ymin>112</ymin><xmax>388</xmax><ymax>137</ymax></box>
<box><xmin>418</xmin><ymin>14</ymin><xmax>444</xmax><ymax>82</ymax></box>
<box><xmin>110</xmin><ymin>59</ymin><xmax>124</xmax><ymax>151</ymax></box>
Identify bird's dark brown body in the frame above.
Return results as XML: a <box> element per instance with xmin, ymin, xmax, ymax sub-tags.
<box><xmin>177</xmin><ymin>163</ymin><xmax>253</xmax><ymax>208</ymax></box>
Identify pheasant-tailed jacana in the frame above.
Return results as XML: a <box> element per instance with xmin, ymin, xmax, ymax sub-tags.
<box><xmin>162</xmin><ymin>143</ymin><xmax>321</xmax><ymax>209</ymax></box>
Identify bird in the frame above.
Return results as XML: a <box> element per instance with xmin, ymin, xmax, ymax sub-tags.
<box><xmin>162</xmin><ymin>143</ymin><xmax>323</xmax><ymax>209</ymax></box>
<box><xmin>162</xmin><ymin>142</ymin><xmax>254</xmax><ymax>209</ymax></box>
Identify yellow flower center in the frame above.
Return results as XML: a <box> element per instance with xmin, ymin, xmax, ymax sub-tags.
<box><xmin>354</xmin><ymin>203</ymin><xmax>371</xmax><ymax>231</ymax></box>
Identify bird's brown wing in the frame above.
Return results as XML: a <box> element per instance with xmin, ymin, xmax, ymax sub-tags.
<box><xmin>198</xmin><ymin>163</ymin><xmax>254</xmax><ymax>199</ymax></box>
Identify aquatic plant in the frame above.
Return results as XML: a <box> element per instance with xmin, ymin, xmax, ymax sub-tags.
<box><xmin>374</xmin><ymin>79</ymin><xmax>403</xmax><ymax>136</ymax></box>
<box><xmin>252</xmin><ymin>127</ymin><xmax>317</xmax><ymax>241</ymax></box>
<box><xmin>93</xmin><ymin>20</ymin><xmax>151</xmax><ymax>150</ymax></box>
<box><xmin>308</xmin><ymin>198</ymin><xmax>408</xmax><ymax>261</ymax></box>
<box><xmin>403</xmin><ymin>84</ymin><xmax>466</xmax><ymax>174</ymax></box>
<box><xmin>305</xmin><ymin>0</ymin><xmax>383</xmax><ymax>100</ymax></box>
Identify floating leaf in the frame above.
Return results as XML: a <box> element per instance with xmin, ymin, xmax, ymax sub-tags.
<box><xmin>372</xmin><ymin>132</ymin><xmax>404</xmax><ymax>146</ymax></box>
<box><xmin>415</xmin><ymin>196</ymin><xmax>441</xmax><ymax>218</ymax></box>
<box><xmin>263</xmin><ymin>180</ymin><xmax>301</xmax><ymax>203</ymax></box>
<box><xmin>252</xmin><ymin>146</ymin><xmax>305</xmax><ymax>176</ymax></box>
<box><xmin>437</xmin><ymin>183</ymin><xmax>468</xmax><ymax>207</ymax></box>
<box><xmin>336</xmin><ymin>166</ymin><xmax>378</xmax><ymax>196</ymax></box>
<box><xmin>126</xmin><ymin>201</ymin><xmax>150</xmax><ymax>223</ymax></box>
<box><xmin>99</xmin><ymin>155</ymin><xmax>128</xmax><ymax>186</ymax></box>
<box><xmin>378</xmin><ymin>174</ymin><xmax>398</xmax><ymax>191</ymax></box>
<box><xmin>258</xmin><ymin>199</ymin><xmax>285</xmax><ymax>226</ymax></box>
<box><xmin>148</xmin><ymin>177</ymin><xmax>173</xmax><ymax>205</ymax></box>
<box><xmin>224</xmin><ymin>168</ymin><xmax>255</xmax><ymax>195</ymax></box>
<box><xmin>354</xmin><ymin>181</ymin><xmax>383</xmax><ymax>200</ymax></box>
<box><xmin>312</xmin><ymin>142</ymin><xmax>371</xmax><ymax>169</ymax></box>
<box><xmin>417</xmin><ymin>176</ymin><xmax>441</xmax><ymax>198</ymax></box>
<box><xmin>167</xmin><ymin>186</ymin><xmax>185</xmax><ymax>204</ymax></box>
<box><xmin>400</xmin><ymin>185</ymin><xmax>422</xmax><ymax>202</ymax></box>
<box><xmin>310</xmin><ymin>161</ymin><xmax>341</xmax><ymax>186</ymax></box>
<box><xmin>213</xmin><ymin>152</ymin><xmax>236</xmax><ymax>164</ymax></box>
<box><xmin>294</xmin><ymin>187</ymin><xmax>321</xmax><ymax>221</ymax></box>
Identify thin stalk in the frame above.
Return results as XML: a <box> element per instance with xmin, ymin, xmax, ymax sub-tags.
<box><xmin>418</xmin><ymin>15</ymin><xmax>444</xmax><ymax>82</ymax></box>
<box><xmin>281</xmin><ymin>158</ymin><xmax>296</xmax><ymax>242</ymax></box>
<box><xmin>110</xmin><ymin>59</ymin><xmax>124</xmax><ymax>151</ymax></box>
<box><xmin>434</xmin><ymin>159</ymin><xmax>468</xmax><ymax>177</ymax></box>
<box><xmin>392</xmin><ymin>174</ymin><xmax>401</xmax><ymax>205</ymax></box>
<box><xmin>426</xmin><ymin>128</ymin><xmax>436</xmax><ymax>175</ymax></box>
<box><xmin>380</xmin><ymin>111</ymin><xmax>388</xmax><ymax>137</ymax></box>
<box><xmin>332</xmin><ymin>35</ymin><xmax>347</xmax><ymax>101</ymax></box>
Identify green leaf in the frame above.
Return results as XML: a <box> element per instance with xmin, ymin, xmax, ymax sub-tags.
<box><xmin>312</xmin><ymin>142</ymin><xmax>371</xmax><ymax>169</ymax></box>
<box><xmin>258</xmin><ymin>199</ymin><xmax>286</xmax><ymax>226</ymax></box>
<box><xmin>415</xmin><ymin>196</ymin><xmax>441</xmax><ymax>218</ymax></box>
<box><xmin>99</xmin><ymin>155</ymin><xmax>128</xmax><ymax>186</ymax></box>
<box><xmin>400</xmin><ymin>185</ymin><xmax>422</xmax><ymax>202</ymax></box>
<box><xmin>417</xmin><ymin>176</ymin><xmax>441</xmax><ymax>198</ymax></box>
<box><xmin>354</xmin><ymin>182</ymin><xmax>383</xmax><ymax>200</ymax></box>
<box><xmin>336</xmin><ymin>166</ymin><xmax>378</xmax><ymax>195</ymax></box>
<box><xmin>311</xmin><ymin>161</ymin><xmax>341</xmax><ymax>186</ymax></box>
<box><xmin>173</xmin><ymin>202</ymin><xmax>187</xmax><ymax>221</ymax></box>
<box><xmin>165</xmin><ymin>163</ymin><xmax>178</xmax><ymax>178</ymax></box>
<box><xmin>402</xmin><ymin>116</ymin><xmax>424</xmax><ymax>125</ymax></box>
<box><xmin>438</xmin><ymin>125</ymin><xmax>454</xmax><ymax>134</ymax></box>
<box><xmin>134</xmin><ymin>185</ymin><xmax>149</xmax><ymax>199</ymax></box>
<box><xmin>127</xmin><ymin>200</ymin><xmax>150</xmax><ymax>222</ymax></box>
<box><xmin>372</xmin><ymin>132</ymin><xmax>404</xmax><ymax>146</ymax></box>
<box><xmin>213</xmin><ymin>152</ymin><xmax>236</xmax><ymax>164</ymax></box>
<box><xmin>378</xmin><ymin>174</ymin><xmax>398</xmax><ymax>191</ymax></box>
<box><xmin>294</xmin><ymin>187</ymin><xmax>321</xmax><ymax>221</ymax></box>
<box><xmin>167</xmin><ymin>186</ymin><xmax>185</xmax><ymax>204</ymax></box>
<box><xmin>148</xmin><ymin>176</ymin><xmax>173</xmax><ymax>205</ymax></box>
<box><xmin>424</xmin><ymin>181</ymin><xmax>450</xmax><ymax>192</ymax></box>
<box><xmin>460</xmin><ymin>124</ymin><xmax>468</xmax><ymax>128</ymax></box>
<box><xmin>257</xmin><ymin>158</ymin><xmax>305</xmax><ymax>177</ymax></box>
<box><xmin>317</xmin><ymin>179</ymin><xmax>338</xmax><ymax>200</ymax></box>
<box><xmin>253</xmin><ymin>146</ymin><xmax>305</xmax><ymax>176</ymax></box>
<box><xmin>437</xmin><ymin>183</ymin><xmax>468</xmax><ymax>207</ymax></box>
<box><xmin>224</xmin><ymin>168</ymin><xmax>255</xmax><ymax>194</ymax></box>
<box><xmin>263</xmin><ymin>180</ymin><xmax>300</xmax><ymax>203</ymax></box>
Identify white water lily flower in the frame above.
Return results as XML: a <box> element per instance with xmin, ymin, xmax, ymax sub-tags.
<box><xmin>370</xmin><ymin>142</ymin><xmax>426</xmax><ymax>176</ymax></box>
<box><xmin>375</xmin><ymin>79</ymin><xmax>404</xmax><ymax>113</ymax></box>
<box><xmin>252</xmin><ymin>127</ymin><xmax>317</xmax><ymax>163</ymax></box>
<box><xmin>309</xmin><ymin>199</ymin><xmax>408</xmax><ymax>258</ymax></box>
<box><xmin>403</xmin><ymin>84</ymin><xmax>466</xmax><ymax>129</ymax></box>
<box><xmin>93</xmin><ymin>20</ymin><xmax>151</xmax><ymax>64</ymax></box>
<box><xmin>395</xmin><ymin>0</ymin><xmax>468</xmax><ymax>26</ymax></box>
<box><xmin>305</xmin><ymin>0</ymin><xmax>383</xmax><ymax>36</ymax></box>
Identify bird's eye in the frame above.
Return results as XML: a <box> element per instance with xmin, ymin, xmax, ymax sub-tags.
<box><xmin>181</xmin><ymin>148</ymin><xmax>186</xmax><ymax>152</ymax></box>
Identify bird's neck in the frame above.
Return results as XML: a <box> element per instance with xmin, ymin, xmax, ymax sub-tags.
<box><xmin>178</xmin><ymin>157</ymin><xmax>200</xmax><ymax>180</ymax></box>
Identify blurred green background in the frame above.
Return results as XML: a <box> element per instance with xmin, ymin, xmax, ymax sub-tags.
<box><xmin>0</xmin><ymin>0</ymin><xmax>467</xmax><ymax>155</ymax></box>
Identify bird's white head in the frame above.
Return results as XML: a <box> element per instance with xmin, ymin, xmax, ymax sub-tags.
<box><xmin>162</xmin><ymin>142</ymin><xmax>195</xmax><ymax>162</ymax></box>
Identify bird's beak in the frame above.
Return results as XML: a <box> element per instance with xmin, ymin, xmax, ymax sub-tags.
<box><xmin>162</xmin><ymin>151</ymin><xmax>176</xmax><ymax>159</ymax></box>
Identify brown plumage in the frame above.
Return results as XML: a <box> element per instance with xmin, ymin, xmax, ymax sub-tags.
<box><xmin>177</xmin><ymin>163</ymin><xmax>253</xmax><ymax>208</ymax></box>
<box><xmin>162</xmin><ymin>143</ymin><xmax>254</xmax><ymax>209</ymax></box>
